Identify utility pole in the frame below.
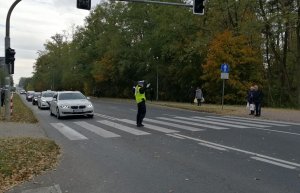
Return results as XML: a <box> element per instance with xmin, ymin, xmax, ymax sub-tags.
<box><xmin>4</xmin><ymin>0</ymin><xmax>22</xmax><ymax>120</ymax></box>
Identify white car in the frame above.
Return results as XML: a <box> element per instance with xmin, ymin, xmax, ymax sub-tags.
<box><xmin>50</xmin><ymin>91</ymin><xmax>94</xmax><ymax>119</ymax></box>
<box><xmin>38</xmin><ymin>91</ymin><xmax>55</xmax><ymax>109</ymax></box>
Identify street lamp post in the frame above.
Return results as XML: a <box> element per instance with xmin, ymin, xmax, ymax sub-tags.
<box><xmin>4</xmin><ymin>0</ymin><xmax>22</xmax><ymax>120</ymax></box>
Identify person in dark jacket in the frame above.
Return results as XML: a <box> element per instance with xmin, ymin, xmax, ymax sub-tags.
<box><xmin>1</xmin><ymin>88</ymin><xmax>5</xmax><ymax>107</ymax></box>
<box><xmin>253</xmin><ymin>85</ymin><xmax>263</xmax><ymax>117</ymax></box>
<box><xmin>247</xmin><ymin>86</ymin><xmax>255</xmax><ymax>115</ymax></box>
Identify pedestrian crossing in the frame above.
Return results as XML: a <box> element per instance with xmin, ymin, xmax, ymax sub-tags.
<box><xmin>49</xmin><ymin>114</ymin><xmax>300</xmax><ymax>141</ymax></box>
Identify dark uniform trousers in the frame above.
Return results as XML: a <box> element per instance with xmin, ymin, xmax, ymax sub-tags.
<box><xmin>137</xmin><ymin>100</ymin><xmax>146</xmax><ymax>125</ymax></box>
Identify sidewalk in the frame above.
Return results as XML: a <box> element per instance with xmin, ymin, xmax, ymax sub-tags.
<box><xmin>0</xmin><ymin>122</ymin><xmax>47</xmax><ymax>138</ymax></box>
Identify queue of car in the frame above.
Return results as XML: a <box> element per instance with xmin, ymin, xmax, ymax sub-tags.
<box><xmin>21</xmin><ymin>90</ymin><xmax>94</xmax><ymax>119</ymax></box>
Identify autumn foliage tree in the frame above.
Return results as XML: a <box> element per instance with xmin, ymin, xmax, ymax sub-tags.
<box><xmin>202</xmin><ymin>30</ymin><xmax>264</xmax><ymax>104</ymax></box>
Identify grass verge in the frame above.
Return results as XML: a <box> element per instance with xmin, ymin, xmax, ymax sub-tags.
<box><xmin>0</xmin><ymin>138</ymin><xmax>60</xmax><ymax>193</ymax></box>
<box><xmin>0</xmin><ymin>95</ymin><xmax>60</xmax><ymax>192</ymax></box>
<box><xmin>0</xmin><ymin>94</ymin><xmax>37</xmax><ymax>123</ymax></box>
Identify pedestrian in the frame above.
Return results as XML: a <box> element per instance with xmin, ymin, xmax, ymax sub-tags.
<box><xmin>247</xmin><ymin>86</ymin><xmax>255</xmax><ymax>115</ymax></box>
<box><xmin>188</xmin><ymin>86</ymin><xmax>195</xmax><ymax>104</ymax></box>
<box><xmin>195</xmin><ymin>87</ymin><xmax>203</xmax><ymax>106</ymax></box>
<box><xmin>1</xmin><ymin>88</ymin><xmax>5</xmax><ymax>107</ymax></box>
<box><xmin>135</xmin><ymin>80</ymin><xmax>150</xmax><ymax>127</ymax></box>
<box><xmin>253</xmin><ymin>85</ymin><xmax>263</xmax><ymax>117</ymax></box>
<box><xmin>149</xmin><ymin>88</ymin><xmax>154</xmax><ymax>102</ymax></box>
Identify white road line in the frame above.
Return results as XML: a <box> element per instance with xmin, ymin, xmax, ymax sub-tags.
<box><xmin>157</xmin><ymin>117</ymin><xmax>230</xmax><ymax>130</ymax></box>
<box><xmin>94</xmin><ymin>113</ymin><xmax>117</xmax><ymax>120</ymax></box>
<box><xmin>251</xmin><ymin>156</ymin><xmax>296</xmax><ymax>170</ymax></box>
<box><xmin>223</xmin><ymin>115</ymin><xmax>300</xmax><ymax>126</ymax></box>
<box><xmin>74</xmin><ymin>121</ymin><xmax>120</xmax><ymax>138</ymax></box>
<box><xmin>98</xmin><ymin>120</ymin><xmax>150</xmax><ymax>136</ymax></box>
<box><xmin>207</xmin><ymin>116</ymin><xmax>289</xmax><ymax>127</ymax></box>
<box><xmin>166</xmin><ymin>134</ymin><xmax>185</xmax><ymax>139</ymax></box>
<box><xmin>118</xmin><ymin>119</ymin><xmax>178</xmax><ymax>133</ymax></box>
<box><xmin>175</xmin><ymin>116</ymin><xmax>249</xmax><ymax>129</ymax></box>
<box><xmin>22</xmin><ymin>184</ymin><xmax>62</xmax><ymax>193</ymax></box>
<box><xmin>192</xmin><ymin>116</ymin><xmax>270</xmax><ymax>128</ymax></box>
<box><xmin>198</xmin><ymin>143</ymin><xmax>228</xmax><ymax>151</ymax></box>
<box><xmin>173</xmin><ymin>133</ymin><xmax>300</xmax><ymax>168</ymax></box>
<box><xmin>144</xmin><ymin>118</ymin><xmax>203</xmax><ymax>131</ymax></box>
<box><xmin>50</xmin><ymin>123</ymin><xmax>88</xmax><ymax>140</ymax></box>
<box><xmin>246</xmin><ymin>127</ymin><xmax>300</xmax><ymax>136</ymax></box>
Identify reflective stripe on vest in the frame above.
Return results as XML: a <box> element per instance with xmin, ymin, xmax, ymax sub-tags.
<box><xmin>135</xmin><ymin>85</ymin><xmax>146</xmax><ymax>103</ymax></box>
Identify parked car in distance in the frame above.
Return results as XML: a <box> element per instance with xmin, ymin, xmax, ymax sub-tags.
<box><xmin>50</xmin><ymin>91</ymin><xmax>94</xmax><ymax>119</ymax></box>
<box><xmin>32</xmin><ymin>92</ymin><xmax>41</xmax><ymax>105</ymax></box>
<box><xmin>38</xmin><ymin>91</ymin><xmax>55</xmax><ymax>109</ymax></box>
<box><xmin>20</xmin><ymin>89</ymin><xmax>26</xmax><ymax>94</ymax></box>
<box><xmin>26</xmin><ymin>91</ymin><xmax>35</xmax><ymax>101</ymax></box>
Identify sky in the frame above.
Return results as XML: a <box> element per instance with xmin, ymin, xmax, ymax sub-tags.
<box><xmin>0</xmin><ymin>0</ymin><xmax>99</xmax><ymax>86</ymax></box>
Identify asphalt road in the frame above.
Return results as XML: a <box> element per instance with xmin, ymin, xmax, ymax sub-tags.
<box><xmin>8</xmin><ymin>96</ymin><xmax>300</xmax><ymax>193</ymax></box>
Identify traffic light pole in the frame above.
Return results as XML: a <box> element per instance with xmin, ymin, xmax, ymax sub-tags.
<box><xmin>4</xmin><ymin>0</ymin><xmax>22</xmax><ymax>120</ymax></box>
<box><xmin>118</xmin><ymin>0</ymin><xmax>193</xmax><ymax>7</ymax></box>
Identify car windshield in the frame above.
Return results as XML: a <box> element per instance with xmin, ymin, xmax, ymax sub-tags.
<box><xmin>34</xmin><ymin>92</ymin><xmax>41</xmax><ymax>96</ymax></box>
<box><xmin>42</xmin><ymin>92</ymin><xmax>54</xmax><ymax>97</ymax></box>
<box><xmin>59</xmin><ymin>93</ymin><xmax>86</xmax><ymax>100</ymax></box>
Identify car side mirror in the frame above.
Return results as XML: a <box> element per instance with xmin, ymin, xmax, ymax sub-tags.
<box><xmin>86</xmin><ymin>97</ymin><xmax>90</xmax><ymax>100</ymax></box>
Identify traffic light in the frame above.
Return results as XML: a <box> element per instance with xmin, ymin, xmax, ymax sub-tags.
<box><xmin>5</xmin><ymin>47</ymin><xmax>15</xmax><ymax>74</ymax></box>
<box><xmin>77</xmin><ymin>0</ymin><xmax>91</xmax><ymax>10</ymax></box>
<box><xmin>193</xmin><ymin>0</ymin><xmax>205</xmax><ymax>15</ymax></box>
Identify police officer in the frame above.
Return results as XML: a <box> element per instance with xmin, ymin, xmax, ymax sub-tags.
<box><xmin>135</xmin><ymin>80</ymin><xmax>150</xmax><ymax>127</ymax></box>
<box><xmin>0</xmin><ymin>88</ymin><xmax>5</xmax><ymax>107</ymax></box>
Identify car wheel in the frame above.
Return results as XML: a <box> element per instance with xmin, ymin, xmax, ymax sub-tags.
<box><xmin>87</xmin><ymin>114</ymin><xmax>94</xmax><ymax>118</ymax></box>
<box><xmin>56</xmin><ymin>108</ymin><xmax>61</xmax><ymax>119</ymax></box>
<box><xmin>50</xmin><ymin>108</ymin><xmax>53</xmax><ymax>116</ymax></box>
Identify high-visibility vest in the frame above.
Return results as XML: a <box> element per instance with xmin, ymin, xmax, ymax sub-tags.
<box><xmin>135</xmin><ymin>85</ymin><xmax>146</xmax><ymax>103</ymax></box>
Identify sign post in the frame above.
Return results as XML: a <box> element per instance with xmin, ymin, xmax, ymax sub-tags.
<box><xmin>220</xmin><ymin>63</ymin><xmax>229</xmax><ymax>110</ymax></box>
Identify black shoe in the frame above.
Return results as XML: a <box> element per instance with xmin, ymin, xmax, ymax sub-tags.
<box><xmin>255</xmin><ymin>114</ymin><xmax>260</xmax><ymax>117</ymax></box>
<box><xmin>137</xmin><ymin>124</ymin><xmax>144</xmax><ymax>127</ymax></box>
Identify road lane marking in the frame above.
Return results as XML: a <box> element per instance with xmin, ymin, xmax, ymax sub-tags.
<box><xmin>208</xmin><ymin>116</ymin><xmax>289</xmax><ymax>127</ymax></box>
<box><xmin>192</xmin><ymin>116</ymin><xmax>270</xmax><ymax>128</ymax></box>
<box><xmin>50</xmin><ymin>123</ymin><xmax>88</xmax><ymax>140</ymax></box>
<box><xmin>207</xmin><ymin>116</ymin><xmax>289</xmax><ymax>127</ymax></box>
<box><xmin>118</xmin><ymin>119</ymin><xmax>178</xmax><ymax>133</ymax></box>
<box><xmin>74</xmin><ymin>121</ymin><xmax>120</xmax><ymax>138</ymax></box>
<box><xmin>223</xmin><ymin>115</ymin><xmax>300</xmax><ymax>126</ymax></box>
<box><xmin>94</xmin><ymin>113</ymin><xmax>117</xmax><ymax>120</ymax></box>
<box><xmin>198</xmin><ymin>143</ymin><xmax>228</xmax><ymax>151</ymax></box>
<box><xmin>157</xmin><ymin>117</ymin><xmax>230</xmax><ymax>130</ymax></box>
<box><xmin>195</xmin><ymin>117</ymin><xmax>300</xmax><ymax>136</ymax></box>
<box><xmin>173</xmin><ymin>133</ymin><xmax>300</xmax><ymax>169</ymax></box>
<box><xmin>22</xmin><ymin>184</ymin><xmax>62</xmax><ymax>193</ymax></box>
<box><xmin>175</xmin><ymin>116</ymin><xmax>249</xmax><ymax>129</ymax></box>
<box><xmin>97</xmin><ymin>120</ymin><xmax>150</xmax><ymax>135</ymax></box>
<box><xmin>166</xmin><ymin>134</ymin><xmax>185</xmax><ymax>139</ymax></box>
<box><xmin>251</xmin><ymin>156</ymin><xmax>296</xmax><ymax>170</ymax></box>
<box><xmin>144</xmin><ymin>118</ymin><xmax>203</xmax><ymax>131</ymax></box>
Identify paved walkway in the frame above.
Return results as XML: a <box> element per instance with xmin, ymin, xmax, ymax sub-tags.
<box><xmin>0</xmin><ymin>122</ymin><xmax>46</xmax><ymax>138</ymax></box>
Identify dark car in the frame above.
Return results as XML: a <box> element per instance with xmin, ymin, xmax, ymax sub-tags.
<box><xmin>32</xmin><ymin>92</ymin><xmax>41</xmax><ymax>105</ymax></box>
<box><xmin>26</xmin><ymin>91</ymin><xmax>35</xmax><ymax>101</ymax></box>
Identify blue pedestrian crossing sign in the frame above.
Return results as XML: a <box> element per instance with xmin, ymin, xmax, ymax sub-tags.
<box><xmin>221</xmin><ymin>63</ymin><xmax>229</xmax><ymax>73</ymax></box>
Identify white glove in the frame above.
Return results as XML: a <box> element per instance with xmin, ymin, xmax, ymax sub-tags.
<box><xmin>146</xmin><ymin>83</ymin><xmax>151</xmax><ymax>88</ymax></box>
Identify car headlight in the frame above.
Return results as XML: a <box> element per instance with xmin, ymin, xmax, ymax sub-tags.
<box><xmin>87</xmin><ymin>104</ymin><xmax>93</xmax><ymax>108</ymax></box>
<box><xmin>41</xmin><ymin>99</ymin><xmax>46</xmax><ymax>102</ymax></box>
<box><xmin>60</xmin><ymin>105</ymin><xmax>70</xmax><ymax>109</ymax></box>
